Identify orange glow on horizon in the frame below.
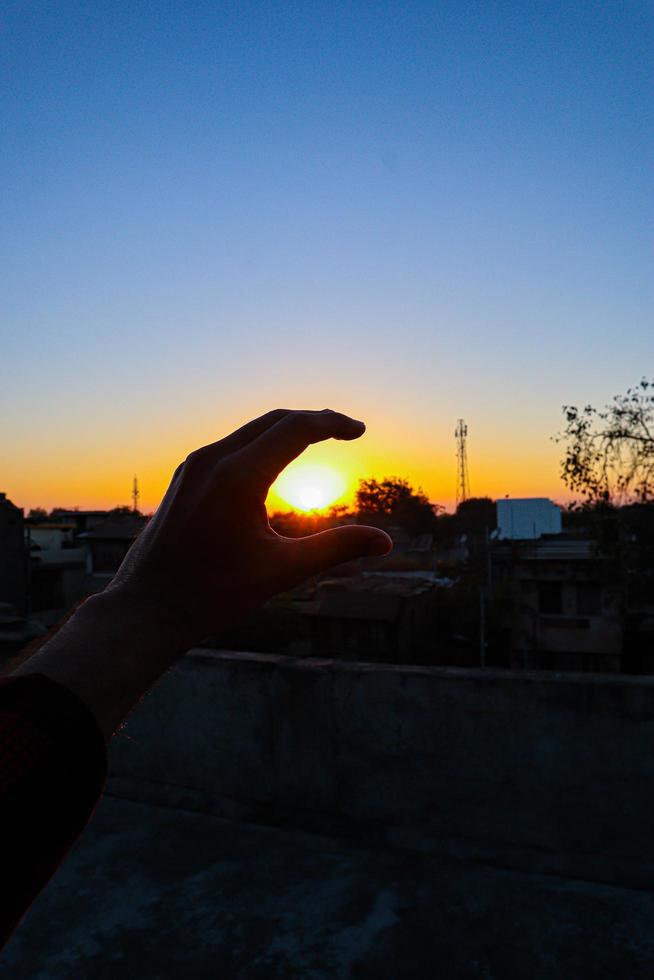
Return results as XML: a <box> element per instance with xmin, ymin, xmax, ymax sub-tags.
<box><xmin>3</xmin><ymin>406</ymin><xmax>573</xmax><ymax>516</ymax></box>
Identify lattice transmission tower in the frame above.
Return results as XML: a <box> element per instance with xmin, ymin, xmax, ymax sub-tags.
<box><xmin>455</xmin><ymin>419</ymin><xmax>470</xmax><ymax>506</ymax></box>
<box><xmin>132</xmin><ymin>475</ymin><xmax>140</xmax><ymax>513</ymax></box>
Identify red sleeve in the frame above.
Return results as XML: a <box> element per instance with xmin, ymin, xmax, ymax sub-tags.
<box><xmin>0</xmin><ymin>673</ymin><xmax>107</xmax><ymax>949</ymax></box>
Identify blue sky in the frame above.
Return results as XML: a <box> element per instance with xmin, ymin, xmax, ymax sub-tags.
<box><xmin>1</xmin><ymin>1</ymin><xmax>652</xmax><ymax>510</ymax></box>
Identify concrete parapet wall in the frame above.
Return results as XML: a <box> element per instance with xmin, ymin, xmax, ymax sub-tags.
<box><xmin>108</xmin><ymin>650</ymin><xmax>654</xmax><ymax>887</ymax></box>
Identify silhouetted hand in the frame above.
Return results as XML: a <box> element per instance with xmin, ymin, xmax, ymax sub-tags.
<box><xmin>108</xmin><ymin>409</ymin><xmax>392</xmax><ymax>644</ymax></box>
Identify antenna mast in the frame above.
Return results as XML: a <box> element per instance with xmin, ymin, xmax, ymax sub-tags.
<box><xmin>455</xmin><ymin>419</ymin><xmax>470</xmax><ymax>506</ymax></box>
<box><xmin>132</xmin><ymin>475</ymin><xmax>140</xmax><ymax>513</ymax></box>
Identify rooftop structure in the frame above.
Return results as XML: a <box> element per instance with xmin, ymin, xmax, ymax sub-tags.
<box><xmin>496</xmin><ymin>497</ymin><xmax>562</xmax><ymax>540</ymax></box>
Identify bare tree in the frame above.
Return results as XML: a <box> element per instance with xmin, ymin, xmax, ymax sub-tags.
<box><xmin>556</xmin><ymin>379</ymin><xmax>654</xmax><ymax>504</ymax></box>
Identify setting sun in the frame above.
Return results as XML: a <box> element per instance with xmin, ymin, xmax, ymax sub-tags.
<box><xmin>272</xmin><ymin>463</ymin><xmax>347</xmax><ymax>512</ymax></box>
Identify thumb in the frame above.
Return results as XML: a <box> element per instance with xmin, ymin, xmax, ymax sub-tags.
<box><xmin>290</xmin><ymin>524</ymin><xmax>392</xmax><ymax>578</ymax></box>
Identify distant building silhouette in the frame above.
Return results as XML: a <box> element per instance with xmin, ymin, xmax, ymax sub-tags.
<box><xmin>491</xmin><ymin>536</ymin><xmax>622</xmax><ymax>672</ymax></box>
<box><xmin>306</xmin><ymin>573</ymin><xmax>437</xmax><ymax>663</ymax></box>
<box><xmin>79</xmin><ymin>514</ymin><xmax>147</xmax><ymax>576</ymax></box>
<box><xmin>0</xmin><ymin>492</ymin><xmax>27</xmax><ymax>614</ymax></box>
<box><xmin>49</xmin><ymin>510</ymin><xmax>109</xmax><ymax>535</ymax></box>
<box><xmin>28</xmin><ymin>521</ymin><xmax>87</xmax><ymax>616</ymax></box>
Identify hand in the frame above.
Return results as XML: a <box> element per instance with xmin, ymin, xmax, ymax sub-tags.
<box><xmin>108</xmin><ymin>409</ymin><xmax>392</xmax><ymax>643</ymax></box>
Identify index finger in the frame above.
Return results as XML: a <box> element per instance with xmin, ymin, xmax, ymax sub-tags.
<box><xmin>195</xmin><ymin>409</ymin><xmax>292</xmax><ymax>460</ymax></box>
<box><xmin>238</xmin><ymin>409</ymin><xmax>366</xmax><ymax>488</ymax></box>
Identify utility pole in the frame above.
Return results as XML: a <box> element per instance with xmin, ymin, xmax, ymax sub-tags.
<box><xmin>132</xmin><ymin>475</ymin><xmax>140</xmax><ymax>514</ymax></box>
<box><xmin>455</xmin><ymin>419</ymin><xmax>470</xmax><ymax>507</ymax></box>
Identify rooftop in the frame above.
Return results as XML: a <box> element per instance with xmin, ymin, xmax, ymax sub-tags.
<box><xmin>319</xmin><ymin>573</ymin><xmax>434</xmax><ymax>597</ymax></box>
<box><xmin>6</xmin><ymin>794</ymin><xmax>654</xmax><ymax>979</ymax></box>
<box><xmin>78</xmin><ymin>515</ymin><xmax>148</xmax><ymax>540</ymax></box>
<box><xmin>310</xmin><ymin>574</ymin><xmax>435</xmax><ymax>622</ymax></box>
<box><xmin>494</xmin><ymin>536</ymin><xmax>599</xmax><ymax>560</ymax></box>
<box><xmin>5</xmin><ymin>649</ymin><xmax>654</xmax><ymax>976</ymax></box>
<box><xmin>0</xmin><ymin>492</ymin><xmax>21</xmax><ymax>512</ymax></box>
<box><xmin>50</xmin><ymin>510</ymin><xmax>109</xmax><ymax>518</ymax></box>
<box><xmin>29</xmin><ymin>522</ymin><xmax>77</xmax><ymax>531</ymax></box>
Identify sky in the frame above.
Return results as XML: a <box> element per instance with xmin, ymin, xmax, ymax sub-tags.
<box><xmin>1</xmin><ymin>0</ymin><xmax>652</xmax><ymax>513</ymax></box>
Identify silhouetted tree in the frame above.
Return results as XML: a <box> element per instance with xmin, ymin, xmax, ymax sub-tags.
<box><xmin>26</xmin><ymin>508</ymin><xmax>48</xmax><ymax>523</ymax></box>
<box><xmin>556</xmin><ymin>379</ymin><xmax>654</xmax><ymax>504</ymax></box>
<box><xmin>355</xmin><ymin>477</ymin><xmax>438</xmax><ymax>534</ymax></box>
<box><xmin>355</xmin><ymin>476</ymin><xmax>414</xmax><ymax>514</ymax></box>
<box><xmin>326</xmin><ymin>503</ymin><xmax>349</xmax><ymax>521</ymax></box>
<box><xmin>436</xmin><ymin>497</ymin><xmax>496</xmax><ymax>555</ymax></box>
<box><xmin>454</xmin><ymin>497</ymin><xmax>496</xmax><ymax>536</ymax></box>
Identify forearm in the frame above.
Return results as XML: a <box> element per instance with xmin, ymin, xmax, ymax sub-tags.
<box><xmin>0</xmin><ymin>589</ymin><xmax>190</xmax><ymax>946</ymax></box>
<box><xmin>11</xmin><ymin>588</ymin><xmax>194</xmax><ymax>741</ymax></box>
<box><xmin>0</xmin><ymin>673</ymin><xmax>108</xmax><ymax>947</ymax></box>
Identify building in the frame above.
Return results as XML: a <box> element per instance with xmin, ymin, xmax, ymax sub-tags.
<box><xmin>384</xmin><ymin>526</ymin><xmax>434</xmax><ymax>556</ymax></box>
<box><xmin>306</xmin><ymin>573</ymin><xmax>437</xmax><ymax>663</ymax></box>
<box><xmin>78</xmin><ymin>514</ymin><xmax>148</xmax><ymax>577</ymax></box>
<box><xmin>48</xmin><ymin>510</ymin><xmax>109</xmax><ymax>535</ymax></box>
<box><xmin>0</xmin><ymin>492</ymin><xmax>27</xmax><ymax>613</ymax></box>
<box><xmin>496</xmin><ymin>498</ymin><xmax>562</xmax><ymax>540</ymax></box>
<box><xmin>491</xmin><ymin>537</ymin><xmax>622</xmax><ymax>672</ymax></box>
<box><xmin>28</xmin><ymin>522</ymin><xmax>88</xmax><ymax>615</ymax></box>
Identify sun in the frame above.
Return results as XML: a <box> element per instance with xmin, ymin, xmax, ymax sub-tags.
<box><xmin>272</xmin><ymin>463</ymin><xmax>347</xmax><ymax>512</ymax></box>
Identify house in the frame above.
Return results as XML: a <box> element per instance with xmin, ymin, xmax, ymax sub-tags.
<box><xmin>28</xmin><ymin>523</ymin><xmax>88</xmax><ymax>615</ymax></box>
<box><xmin>49</xmin><ymin>510</ymin><xmax>109</xmax><ymax>535</ymax></box>
<box><xmin>306</xmin><ymin>573</ymin><xmax>437</xmax><ymax>663</ymax></box>
<box><xmin>78</xmin><ymin>514</ymin><xmax>148</xmax><ymax>576</ymax></box>
<box><xmin>491</xmin><ymin>536</ymin><xmax>622</xmax><ymax>672</ymax></box>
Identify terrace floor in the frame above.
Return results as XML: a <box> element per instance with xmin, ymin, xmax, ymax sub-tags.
<box><xmin>3</xmin><ymin>794</ymin><xmax>654</xmax><ymax>979</ymax></box>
